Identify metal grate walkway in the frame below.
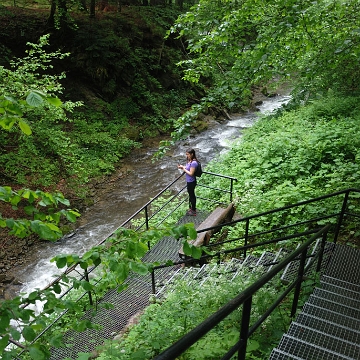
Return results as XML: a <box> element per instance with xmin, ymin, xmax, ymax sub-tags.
<box><xmin>49</xmin><ymin>210</ymin><xmax>210</xmax><ymax>360</ymax></box>
<box><xmin>269</xmin><ymin>244</ymin><xmax>360</xmax><ymax>360</ymax></box>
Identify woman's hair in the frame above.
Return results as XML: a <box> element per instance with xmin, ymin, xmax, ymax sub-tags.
<box><xmin>186</xmin><ymin>148</ymin><xmax>197</xmax><ymax>160</ymax></box>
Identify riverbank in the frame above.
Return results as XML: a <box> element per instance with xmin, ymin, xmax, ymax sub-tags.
<box><xmin>0</xmin><ymin>88</ymin><xmax>283</xmax><ymax>300</ymax></box>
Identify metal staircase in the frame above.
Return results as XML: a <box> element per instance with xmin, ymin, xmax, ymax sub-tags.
<box><xmin>269</xmin><ymin>244</ymin><xmax>360</xmax><ymax>360</ymax></box>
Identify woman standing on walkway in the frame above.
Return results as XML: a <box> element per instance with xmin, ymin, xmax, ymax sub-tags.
<box><xmin>178</xmin><ymin>148</ymin><xmax>199</xmax><ymax>216</ymax></box>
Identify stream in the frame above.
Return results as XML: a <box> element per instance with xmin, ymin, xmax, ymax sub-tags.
<box><xmin>11</xmin><ymin>93</ymin><xmax>290</xmax><ymax>296</ymax></box>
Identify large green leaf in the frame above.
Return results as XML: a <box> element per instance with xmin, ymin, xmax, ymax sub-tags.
<box><xmin>26</xmin><ymin>91</ymin><xmax>45</xmax><ymax>107</ymax></box>
<box><xmin>0</xmin><ymin>315</ymin><xmax>10</xmax><ymax>332</ymax></box>
<box><xmin>0</xmin><ymin>335</ymin><xmax>10</xmax><ymax>353</ymax></box>
<box><xmin>28</xmin><ymin>345</ymin><xmax>47</xmax><ymax>360</ymax></box>
<box><xmin>18</xmin><ymin>119</ymin><xmax>32</xmax><ymax>135</ymax></box>
<box><xmin>22</xmin><ymin>326</ymin><xmax>36</xmax><ymax>342</ymax></box>
<box><xmin>30</xmin><ymin>220</ymin><xmax>62</xmax><ymax>241</ymax></box>
<box><xmin>46</xmin><ymin>97</ymin><xmax>62</xmax><ymax>107</ymax></box>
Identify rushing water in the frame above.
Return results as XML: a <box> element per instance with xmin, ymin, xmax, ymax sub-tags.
<box><xmin>11</xmin><ymin>94</ymin><xmax>290</xmax><ymax>296</ymax></box>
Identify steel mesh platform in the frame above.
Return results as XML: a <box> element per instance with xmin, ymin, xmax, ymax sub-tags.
<box><xmin>287</xmin><ymin>322</ymin><xmax>360</xmax><ymax>358</ymax></box>
<box><xmin>277</xmin><ymin>335</ymin><xmax>351</xmax><ymax>360</ymax></box>
<box><xmin>49</xmin><ymin>210</ymin><xmax>210</xmax><ymax>359</ymax></box>
<box><xmin>313</xmin><ymin>287</ymin><xmax>360</xmax><ymax>310</ymax></box>
<box><xmin>270</xmin><ymin>244</ymin><xmax>360</xmax><ymax>360</ymax></box>
<box><xmin>307</xmin><ymin>294</ymin><xmax>360</xmax><ymax>320</ymax></box>
<box><xmin>280</xmin><ymin>240</ymin><xmax>335</xmax><ymax>284</ymax></box>
<box><xmin>302</xmin><ymin>303</ymin><xmax>360</xmax><ymax>331</ymax></box>
<box><xmin>320</xmin><ymin>279</ymin><xmax>360</xmax><ymax>301</ymax></box>
<box><xmin>269</xmin><ymin>348</ymin><xmax>303</xmax><ymax>359</ymax></box>
<box><xmin>324</xmin><ymin>244</ymin><xmax>360</xmax><ymax>285</ymax></box>
<box><xmin>295</xmin><ymin>313</ymin><xmax>360</xmax><ymax>344</ymax></box>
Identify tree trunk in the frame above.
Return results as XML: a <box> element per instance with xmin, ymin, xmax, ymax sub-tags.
<box><xmin>58</xmin><ymin>0</ymin><xmax>68</xmax><ymax>27</ymax></box>
<box><xmin>176</xmin><ymin>0</ymin><xmax>183</xmax><ymax>10</ymax></box>
<box><xmin>46</xmin><ymin>0</ymin><xmax>56</xmax><ymax>28</ymax></box>
<box><xmin>90</xmin><ymin>0</ymin><xmax>96</xmax><ymax>17</ymax></box>
<box><xmin>79</xmin><ymin>0</ymin><xmax>88</xmax><ymax>11</ymax></box>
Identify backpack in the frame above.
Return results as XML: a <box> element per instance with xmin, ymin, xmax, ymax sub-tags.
<box><xmin>194</xmin><ymin>161</ymin><xmax>203</xmax><ymax>177</ymax></box>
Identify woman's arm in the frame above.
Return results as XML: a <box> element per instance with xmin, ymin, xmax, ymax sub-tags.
<box><xmin>178</xmin><ymin>164</ymin><xmax>196</xmax><ymax>176</ymax></box>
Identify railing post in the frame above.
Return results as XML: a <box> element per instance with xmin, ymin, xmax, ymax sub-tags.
<box><xmin>230</xmin><ymin>178</ymin><xmax>234</xmax><ymax>202</ymax></box>
<box><xmin>291</xmin><ymin>248</ymin><xmax>307</xmax><ymax>317</ymax></box>
<box><xmin>145</xmin><ymin>205</ymin><xmax>149</xmax><ymax>231</ymax></box>
<box><xmin>238</xmin><ymin>296</ymin><xmax>252</xmax><ymax>360</ymax></box>
<box><xmin>151</xmin><ymin>269</ymin><xmax>156</xmax><ymax>294</ymax></box>
<box><xmin>333</xmin><ymin>190</ymin><xmax>350</xmax><ymax>244</ymax></box>
<box><xmin>244</xmin><ymin>219</ymin><xmax>249</xmax><ymax>259</ymax></box>
<box><xmin>84</xmin><ymin>268</ymin><xmax>93</xmax><ymax>306</ymax></box>
<box><xmin>316</xmin><ymin>228</ymin><xmax>328</xmax><ymax>272</ymax></box>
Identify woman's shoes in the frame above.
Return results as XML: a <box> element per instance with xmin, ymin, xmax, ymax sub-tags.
<box><xmin>186</xmin><ymin>209</ymin><xmax>197</xmax><ymax>216</ymax></box>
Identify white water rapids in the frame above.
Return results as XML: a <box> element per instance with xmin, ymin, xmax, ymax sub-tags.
<box><xmin>11</xmin><ymin>94</ymin><xmax>291</xmax><ymax>296</ymax></box>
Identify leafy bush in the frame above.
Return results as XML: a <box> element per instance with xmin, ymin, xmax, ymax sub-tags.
<box><xmin>203</xmin><ymin>94</ymin><xmax>360</xmax><ymax>214</ymax></box>
<box><xmin>95</xmin><ymin>265</ymin><xmax>288</xmax><ymax>359</ymax></box>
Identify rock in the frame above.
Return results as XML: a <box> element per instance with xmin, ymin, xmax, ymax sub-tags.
<box><xmin>0</xmin><ymin>275</ymin><xmax>15</xmax><ymax>284</ymax></box>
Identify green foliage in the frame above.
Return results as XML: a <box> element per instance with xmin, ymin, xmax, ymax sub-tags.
<box><xmin>0</xmin><ymin>186</ymin><xmax>80</xmax><ymax>240</ymax></box>
<box><xmin>200</xmin><ymin>93</ymin><xmax>360</xmax><ymax>240</ymax></box>
<box><xmin>95</xmin><ymin>265</ymin><xmax>290</xmax><ymax>359</ymax></box>
<box><xmin>0</xmin><ymin>224</ymin><xmax>197</xmax><ymax>359</ymax></box>
<box><xmin>167</xmin><ymin>0</ymin><xmax>360</xmax><ymax>133</ymax></box>
<box><xmin>0</xmin><ymin>8</ymin><xmax>199</xmax><ymax>188</ymax></box>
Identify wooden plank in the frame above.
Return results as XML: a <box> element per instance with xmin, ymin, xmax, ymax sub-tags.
<box><xmin>179</xmin><ymin>203</ymin><xmax>235</xmax><ymax>259</ymax></box>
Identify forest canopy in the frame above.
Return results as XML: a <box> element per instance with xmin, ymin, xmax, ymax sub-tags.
<box><xmin>170</xmin><ymin>0</ymin><xmax>360</xmax><ymax>105</ymax></box>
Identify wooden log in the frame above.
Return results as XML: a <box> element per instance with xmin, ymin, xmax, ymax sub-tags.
<box><xmin>179</xmin><ymin>203</ymin><xmax>235</xmax><ymax>260</ymax></box>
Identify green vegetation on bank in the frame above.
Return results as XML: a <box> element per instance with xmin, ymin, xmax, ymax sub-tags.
<box><xmin>96</xmin><ymin>266</ymin><xmax>293</xmax><ymax>360</ymax></box>
<box><xmin>205</xmin><ymin>93</ymin><xmax>360</xmax><ymax>214</ymax></box>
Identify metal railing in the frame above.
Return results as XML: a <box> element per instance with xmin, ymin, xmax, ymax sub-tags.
<box><xmin>21</xmin><ymin>170</ymin><xmax>236</xmax><ymax>296</ymax></box>
<box><xmin>153</xmin><ymin>225</ymin><xmax>331</xmax><ymax>360</ymax></box>
<box><xmin>149</xmin><ymin>188</ymin><xmax>360</xmax><ymax>359</ymax></box>
<box><xmin>111</xmin><ymin>170</ymin><xmax>237</xmax><ymax>235</ymax></box>
<box><xmin>11</xmin><ymin>170</ymin><xmax>237</xmax><ymax>354</ymax></box>
<box><xmin>11</xmin><ymin>186</ymin><xmax>360</xmax><ymax>358</ymax></box>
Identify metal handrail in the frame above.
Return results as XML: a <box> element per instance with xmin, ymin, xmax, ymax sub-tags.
<box><xmin>148</xmin><ymin>188</ymin><xmax>360</xmax><ymax>302</ymax></box>
<box><xmin>13</xmin><ymin>170</ymin><xmax>237</xmax><ymax>356</ymax></box>
<box><xmin>30</xmin><ymin>170</ymin><xmax>237</xmax><ymax>294</ymax></box>
<box><xmin>14</xmin><ymin>186</ymin><xmax>360</xmax><ymax>357</ymax></box>
<box><xmin>153</xmin><ymin>225</ymin><xmax>331</xmax><ymax>360</ymax></box>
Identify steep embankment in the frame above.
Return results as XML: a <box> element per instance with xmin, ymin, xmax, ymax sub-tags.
<box><xmin>0</xmin><ymin>5</ymin><xmax>189</xmax><ymax>293</ymax></box>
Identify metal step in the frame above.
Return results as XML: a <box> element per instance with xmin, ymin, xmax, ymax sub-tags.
<box><xmin>276</xmin><ymin>334</ymin><xmax>352</xmax><ymax>360</ymax></box>
<box><xmin>268</xmin><ymin>348</ymin><xmax>304</xmax><ymax>360</ymax></box>
<box><xmin>313</xmin><ymin>287</ymin><xmax>360</xmax><ymax>310</ymax></box>
<box><xmin>321</xmin><ymin>275</ymin><xmax>360</xmax><ymax>294</ymax></box>
<box><xmin>241</xmin><ymin>254</ymin><xmax>259</xmax><ymax>269</ymax></box>
<box><xmin>302</xmin><ymin>303</ymin><xmax>360</xmax><ymax>331</ymax></box>
<box><xmin>280</xmin><ymin>239</ymin><xmax>322</xmax><ymax>284</ymax></box>
<box><xmin>295</xmin><ymin>313</ymin><xmax>360</xmax><ymax>344</ymax></box>
<box><xmin>307</xmin><ymin>294</ymin><xmax>360</xmax><ymax>320</ymax></box>
<box><xmin>324</xmin><ymin>244</ymin><xmax>360</xmax><ymax>285</ymax></box>
<box><xmin>156</xmin><ymin>259</ymin><xmax>245</xmax><ymax>297</ymax></box>
<box><xmin>287</xmin><ymin>322</ymin><xmax>360</xmax><ymax>359</ymax></box>
<box><xmin>267</xmin><ymin>248</ymin><xmax>291</xmax><ymax>272</ymax></box>
<box><xmin>281</xmin><ymin>240</ymin><xmax>335</xmax><ymax>284</ymax></box>
<box><xmin>320</xmin><ymin>279</ymin><xmax>360</xmax><ymax>301</ymax></box>
<box><xmin>256</xmin><ymin>251</ymin><xmax>276</xmax><ymax>271</ymax></box>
